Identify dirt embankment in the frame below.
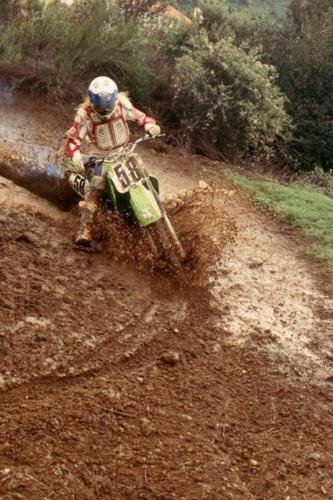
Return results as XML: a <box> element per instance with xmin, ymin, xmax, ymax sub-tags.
<box><xmin>0</xmin><ymin>85</ymin><xmax>332</xmax><ymax>499</ymax></box>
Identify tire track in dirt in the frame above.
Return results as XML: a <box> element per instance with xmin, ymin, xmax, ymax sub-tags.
<box><xmin>210</xmin><ymin>192</ymin><xmax>333</xmax><ymax>382</ymax></box>
<box><xmin>0</xmin><ymin>202</ymin><xmax>189</xmax><ymax>388</ymax></box>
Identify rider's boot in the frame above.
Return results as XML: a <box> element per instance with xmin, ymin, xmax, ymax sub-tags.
<box><xmin>74</xmin><ymin>199</ymin><xmax>97</xmax><ymax>247</ymax></box>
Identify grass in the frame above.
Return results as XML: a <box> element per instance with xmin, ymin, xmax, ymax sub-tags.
<box><xmin>224</xmin><ymin>169</ymin><xmax>333</xmax><ymax>271</ymax></box>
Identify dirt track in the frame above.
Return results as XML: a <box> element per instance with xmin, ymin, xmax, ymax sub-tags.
<box><xmin>0</xmin><ymin>85</ymin><xmax>332</xmax><ymax>499</ymax></box>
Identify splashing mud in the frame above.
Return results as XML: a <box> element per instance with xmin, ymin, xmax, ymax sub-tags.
<box><xmin>0</xmin><ymin>140</ymin><xmax>75</xmax><ymax>207</ymax></box>
<box><xmin>92</xmin><ymin>183</ymin><xmax>237</xmax><ymax>288</ymax></box>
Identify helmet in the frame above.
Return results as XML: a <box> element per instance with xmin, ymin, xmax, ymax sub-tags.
<box><xmin>88</xmin><ymin>76</ymin><xmax>118</xmax><ymax>119</ymax></box>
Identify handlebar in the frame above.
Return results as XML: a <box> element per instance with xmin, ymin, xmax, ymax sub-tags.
<box><xmin>103</xmin><ymin>134</ymin><xmax>165</xmax><ymax>163</ymax></box>
<box><xmin>134</xmin><ymin>133</ymin><xmax>165</xmax><ymax>145</ymax></box>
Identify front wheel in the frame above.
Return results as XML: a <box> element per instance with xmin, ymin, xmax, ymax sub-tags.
<box><xmin>149</xmin><ymin>215</ymin><xmax>185</xmax><ymax>272</ymax></box>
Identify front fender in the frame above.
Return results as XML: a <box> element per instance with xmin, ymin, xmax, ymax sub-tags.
<box><xmin>129</xmin><ymin>184</ymin><xmax>162</xmax><ymax>227</ymax></box>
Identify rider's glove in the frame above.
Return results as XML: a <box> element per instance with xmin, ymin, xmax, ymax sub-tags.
<box><xmin>147</xmin><ymin>125</ymin><xmax>161</xmax><ymax>138</ymax></box>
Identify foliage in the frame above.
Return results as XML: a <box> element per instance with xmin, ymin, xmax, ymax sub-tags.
<box><xmin>176</xmin><ymin>0</ymin><xmax>291</xmax><ymax>19</ymax></box>
<box><xmin>0</xmin><ymin>0</ymin><xmax>20</xmax><ymax>23</ymax></box>
<box><xmin>0</xmin><ymin>0</ymin><xmax>331</xmax><ymax>171</ymax></box>
<box><xmin>289</xmin><ymin>0</ymin><xmax>333</xmax><ymax>32</ymax></box>
<box><xmin>298</xmin><ymin>167</ymin><xmax>333</xmax><ymax>199</ymax></box>
<box><xmin>227</xmin><ymin>0</ymin><xmax>290</xmax><ymax>19</ymax></box>
<box><xmin>0</xmin><ymin>0</ymin><xmax>163</xmax><ymax>101</ymax></box>
<box><xmin>118</xmin><ymin>0</ymin><xmax>167</xmax><ymax>21</ymax></box>
<box><xmin>260</xmin><ymin>6</ymin><xmax>333</xmax><ymax>172</ymax></box>
<box><xmin>225</xmin><ymin>169</ymin><xmax>333</xmax><ymax>270</ymax></box>
<box><xmin>190</xmin><ymin>0</ymin><xmax>333</xmax><ymax>171</ymax></box>
<box><xmin>169</xmin><ymin>8</ymin><xmax>291</xmax><ymax>157</ymax></box>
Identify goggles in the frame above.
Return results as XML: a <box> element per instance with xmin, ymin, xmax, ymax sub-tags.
<box><xmin>94</xmin><ymin>106</ymin><xmax>114</xmax><ymax>117</ymax></box>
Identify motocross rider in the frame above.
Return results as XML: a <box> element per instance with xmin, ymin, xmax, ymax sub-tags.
<box><xmin>64</xmin><ymin>76</ymin><xmax>161</xmax><ymax>247</ymax></box>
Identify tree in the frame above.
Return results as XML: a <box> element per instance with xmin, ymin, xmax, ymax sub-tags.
<box><xmin>289</xmin><ymin>0</ymin><xmax>333</xmax><ymax>32</ymax></box>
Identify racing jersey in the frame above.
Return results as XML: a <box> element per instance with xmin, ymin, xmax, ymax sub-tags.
<box><xmin>65</xmin><ymin>93</ymin><xmax>156</xmax><ymax>163</ymax></box>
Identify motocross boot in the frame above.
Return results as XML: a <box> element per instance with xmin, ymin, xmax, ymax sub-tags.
<box><xmin>74</xmin><ymin>176</ymin><xmax>104</xmax><ymax>248</ymax></box>
<box><xmin>74</xmin><ymin>199</ymin><xmax>97</xmax><ymax>248</ymax></box>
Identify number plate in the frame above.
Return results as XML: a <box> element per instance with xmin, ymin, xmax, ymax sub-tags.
<box><xmin>69</xmin><ymin>173</ymin><xmax>87</xmax><ymax>198</ymax></box>
<box><xmin>111</xmin><ymin>156</ymin><xmax>143</xmax><ymax>193</ymax></box>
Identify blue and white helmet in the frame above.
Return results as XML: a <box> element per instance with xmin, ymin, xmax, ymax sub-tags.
<box><xmin>88</xmin><ymin>76</ymin><xmax>118</xmax><ymax>119</ymax></box>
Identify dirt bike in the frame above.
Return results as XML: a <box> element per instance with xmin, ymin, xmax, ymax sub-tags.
<box><xmin>68</xmin><ymin>135</ymin><xmax>185</xmax><ymax>270</ymax></box>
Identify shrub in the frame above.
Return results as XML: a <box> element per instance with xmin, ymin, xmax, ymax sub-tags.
<box><xmin>0</xmin><ymin>0</ymin><xmax>163</xmax><ymax>102</ymax></box>
<box><xmin>170</xmin><ymin>28</ymin><xmax>291</xmax><ymax>157</ymax></box>
<box><xmin>264</xmin><ymin>7</ymin><xmax>333</xmax><ymax>171</ymax></box>
<box><xmin>193</xmin><ymin>0</ymin><xmax>333</xmax><ymax>170</ymax></box>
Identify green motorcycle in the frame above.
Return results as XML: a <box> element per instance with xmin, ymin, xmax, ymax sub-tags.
<box><xmin>69</xmin><ymin>135</ymin><xmax>185</xmax><ymax>269</ymax></box>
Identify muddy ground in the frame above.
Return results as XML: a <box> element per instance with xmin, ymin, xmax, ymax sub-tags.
<box><xmin>0</xmin><ymin>84</ymin><xmax>332</xmax><ymax>499</ymax></box>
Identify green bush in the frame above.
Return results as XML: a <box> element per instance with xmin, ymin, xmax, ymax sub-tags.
<box><xmin>225</xmin><ymin>1</ymin><xmax>333</xmax><ymax>171</ymax></box>
<box><xmin>0</xmin><ymin>0</ymin><xmax>163</xmax><ymax>102</ymax></box>
<box><xmin>170</xmin><ymin>28</ymin><xmax>291</xmax><ymax>157</ymax></box>
<box><xmin>192</xmin><ymin>0</ymin><xmax>333</xmax><ymax>170</ymax></box>
<box><xmin>259</xmin><ymin>6</ymin><xmax>333</xmax><ymax>172</ymax></box>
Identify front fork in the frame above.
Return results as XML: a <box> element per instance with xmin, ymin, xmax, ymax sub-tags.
<box><xmin>146</xmin><ymin>177</ymin><xmax>186</xmax><ymax>259</ymax></box>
